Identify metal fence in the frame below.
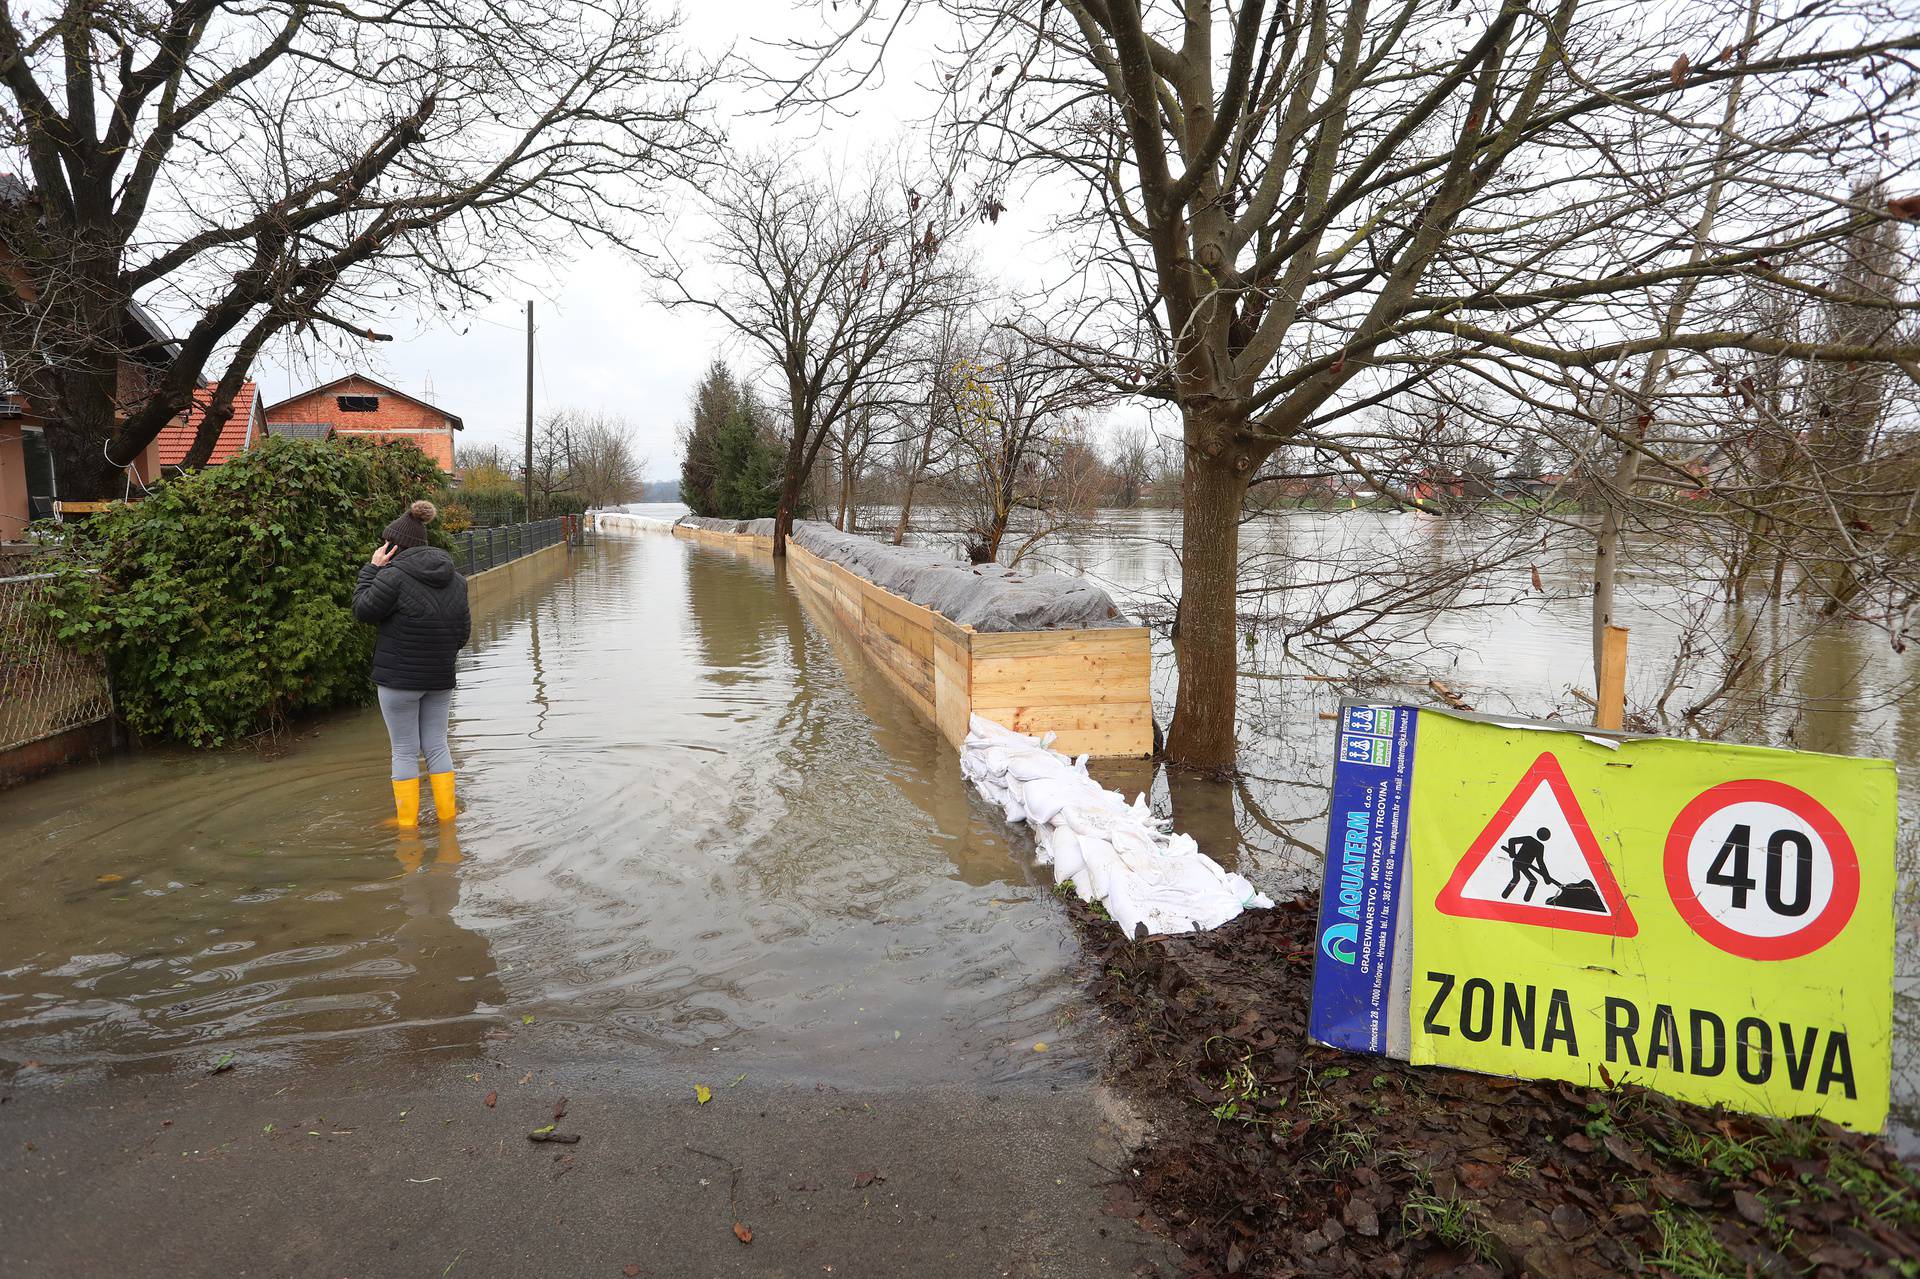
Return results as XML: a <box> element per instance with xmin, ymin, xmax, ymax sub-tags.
<box><xmin>0</xmin><ymin>573</ymin><xmax>113</xmax><ymax>753</ymax></box>
<box><xmin>450</xmin><ymin>515</ymin><xmax>591</xmax><ymax>577</ymax></box>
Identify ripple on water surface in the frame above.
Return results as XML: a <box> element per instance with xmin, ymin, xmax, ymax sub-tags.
<box><xmin>0</xmin><ymin>536</ymin><xmax>1086</xmax><ymax>1087</ymax></box>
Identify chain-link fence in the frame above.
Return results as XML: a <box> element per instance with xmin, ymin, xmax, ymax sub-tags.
<box><xmin>449</xmin><ymin>515</ymin><xmax>590</xmax><ymax>577</ymax></box>
<box><xmin>0</xmin><ymin>574</ymin><xmax>113</xmax><ymax>753</ymax></box>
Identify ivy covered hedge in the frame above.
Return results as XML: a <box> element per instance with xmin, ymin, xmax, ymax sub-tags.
<box><xmin>40</xmin><ymin>436</ymin><xmax>446</xmax><ymax>746</ymax></box>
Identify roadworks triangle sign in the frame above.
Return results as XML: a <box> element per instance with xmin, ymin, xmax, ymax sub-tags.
<box><xmin>1434</xmin><ymin>751</ymin><xmax>1638</xmax><ymax>937</ymax></box>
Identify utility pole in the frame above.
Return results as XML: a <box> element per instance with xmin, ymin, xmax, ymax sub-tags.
<box><xmin>524</xmin><ymin>300</ymin><xmax>534</xmax><ymax>520</ymax></box>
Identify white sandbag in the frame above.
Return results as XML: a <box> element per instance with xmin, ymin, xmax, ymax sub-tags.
<box><xmin>591</xmin><ymin>510</ymin><xmax>680</xmax><ymax>534</ymax></box>
<box><xmin>960</xmin><ymin>714</ymin><xmax>1273</xmax><ymax>936</ymax></box>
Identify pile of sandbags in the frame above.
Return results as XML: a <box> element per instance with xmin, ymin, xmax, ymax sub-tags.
<box><xmin>613</xmin><ymin>513</ymin><xmax>1131</xmax><ymax>634</ymax></box>
<box><xmin>788</xmin><ymin>522</ymin><xmax>1126</xmax><ymax>633</ymax></box>
<box><xmin>960</xmin><ymin>715</ymin><xmax>1273</xmax><ymax>936</ymax></box>
<box><xmin>592</xmin><ymin>510</ymin><xmax>679</xmax><ymax>533</ymax></box>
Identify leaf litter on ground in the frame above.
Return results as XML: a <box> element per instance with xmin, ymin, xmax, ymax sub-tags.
<box><xmin>1064</xmin><ymin>893</ymin><xmax>1920</xmax><ymax>1277</ymax></box>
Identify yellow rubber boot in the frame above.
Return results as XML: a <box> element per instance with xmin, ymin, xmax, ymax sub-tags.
<box><xmin>428</xmin><ymin>772</ymin><xmax>457</xmax><ymax>823</ymax></box>
<box><xmin>391</xmin><ymin>777</ymin><xmax>421</xmax><ymax>828</ymax></box>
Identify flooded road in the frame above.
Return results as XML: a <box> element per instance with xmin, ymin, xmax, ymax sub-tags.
<box><xmin>0</xmin><ymin>534</ymin><xmax>1088</xmax><ymax>1086</ymax></box>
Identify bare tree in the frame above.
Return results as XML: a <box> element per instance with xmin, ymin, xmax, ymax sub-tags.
<box><xmin>891</xmin><ymin>307</ymin><xmax>969</xmax><ymax>543</ymax></box>
<box><xmin>658</xmin><ymin>150</ymin><xmax>975</xmax><ymax>555</ymax></box>
<box><xmin>773</xmin><ymin>0</ymin><xmax>1920</xmax><ymax>771</ymax></box>
<box><xmin>0</xmin><ymin>0</ymin><xmax>715</xmax><ymax>497</ymax></box>
<box><xmin>1106</xmin><ymin>423</ymin><xmax>1155</xmax><ymax>508</ymax></box>
<box><xmin>525</xmin><ymin>408</ymin><xmax>648</xmax><ymax>511</ymax></box>
<box><xmin>941</xmin><ymin>324</ymin><xmax>1107</xmax><ymax>565</ymax></box>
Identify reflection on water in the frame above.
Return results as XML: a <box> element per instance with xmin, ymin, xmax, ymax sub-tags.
<box><xmin>448</xmin><ymin>536</ymin><xmax>1082</xmax><ymax>1079</ymax></box>
<box><xmin>0</xmin><ymin>534</ymin><xmax>1083</xmax><ymax>1087</ymax></box>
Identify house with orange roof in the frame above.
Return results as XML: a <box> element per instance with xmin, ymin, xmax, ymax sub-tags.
<box><xmin>129</xmin><ymin>380</ymin><xmax>264</xmax><ymax>482</ymax></box>
<box><xmin>262</xmin><ymin>374</ymin><xmax>461</xmax><ymax>471</ymax></box>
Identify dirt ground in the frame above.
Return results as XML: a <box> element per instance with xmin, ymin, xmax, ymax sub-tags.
<box><xmin>1073</xmin><ymin>894</ymin><xmax>1920</xmax><ymax>1278</ymax></box>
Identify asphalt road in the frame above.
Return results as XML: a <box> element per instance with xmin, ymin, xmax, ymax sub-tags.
<box><xmin>0</xmin><ymin>1050</ymin><xmax>1177</xmax><ymax>1278</ymax></box>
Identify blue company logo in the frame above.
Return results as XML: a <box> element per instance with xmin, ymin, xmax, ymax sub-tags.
<box><xmin>1321</xmin><ymin>920</ymin><xmax>1358</xmax><ymax>963</ymax></box>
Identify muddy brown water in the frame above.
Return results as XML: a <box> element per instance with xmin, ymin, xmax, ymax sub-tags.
<box><xmin>0</xmin><ymin>535</ymin><xmax>1090</xmax><ymax>1087</ymax></box>
<box><xmin>5</xmin><ymin>506</ymin><xmax>1916</xmax><ymax>1146</ymax></box>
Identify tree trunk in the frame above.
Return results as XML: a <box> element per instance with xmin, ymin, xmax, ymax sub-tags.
<box><xmin>1589</xmin><ymin>0</ymin><xmax>1759</xmax><ymax>690</ymax></box>
<box><xmin>1590</xmin><ymin>450</ymin><xmax>1637</xmax><ymax>684</ymax></box>
<box><xmin>772</xmin><ymin>428</ymin><xmax>809</xmax><ymax>557</ymax></box>
<box><xmin>893</xmin><ymin>410</ymin><xmax>936</xmax><ymax>545</ymax></box>
<box><xmin>1165</xmin><ymin>446</ymin><xmax>1248</xmax><ymax>774</ymax></box>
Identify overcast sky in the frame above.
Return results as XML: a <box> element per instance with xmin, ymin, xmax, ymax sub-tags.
<box><xmin>252</xmin><ymin>1</ymin><xmax>1082</xmax><ymax>483</ymax></box>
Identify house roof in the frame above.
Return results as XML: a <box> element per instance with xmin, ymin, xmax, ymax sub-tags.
<box><xmin>263</xmin><ymin>373</ymin><xmax>464</xmax><ymax>431</ymax></box>
<box><xmin>267</xmin><ymin>421</ymin><xmax>335</xmax><ymax>441</ymax></box>
<box><xmin>154</xmin><ymin>381</ymin><xmax>259</xmax><ymax>467</ymax></box>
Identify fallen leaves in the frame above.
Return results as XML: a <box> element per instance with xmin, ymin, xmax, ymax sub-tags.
<box><xmin>854</xmin><ymin>1170</ymin><xmax>885</xmax><ymax>1189</ymax></box>
<box><xmin>553</xmin><ymin>1097</ymin><xmax>569</xmax><ymax>1121</ymax></box>
<box><xmin>623</xmin><ymin>1266</ymin><xmax>641</xmax><ymax>1278</ymax></box>
<box><xmin>208</xmin><ymin>1052</ymin><xmax>236</xmax><ymax>1075</ymax></box>
<box><xmin>1064</xmin><ymin>891</ymin><xmax>1920</xmax><ymax>1279</ymax></box>
<box><xmin>694</xmin><ymin>1084</ymin><xmax>712</xmax><ymax>1106</ymax></box>
<box><xmin>95</xmin><ymin>874</ymin><xmax>123</xmax><ymax>885</ymax></box>
<box><xmin>483</xmin><ymin>1092</ymin><xmax>497</xmax><ymax>1108</ymax></box>
<box><xmin>732</xmin><ymin>1221</ymin><xmax>753</xmax><ymax>1245</ymax></box>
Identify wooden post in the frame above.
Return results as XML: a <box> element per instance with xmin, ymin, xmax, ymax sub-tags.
<box><xmin>1596</xmin><ymin>624</ymin><xmax>1629</xmax><ymax>731</ymax></box>
<box><xmin>524</xmin><ymin>300</ymin><xmax>534</xmax><ymax>520</ymax></box>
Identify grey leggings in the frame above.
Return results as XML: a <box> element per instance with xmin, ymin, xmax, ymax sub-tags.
<box><xmin>377</xmin><ymin>686</ymin><xmax>453</xmax><ymax>780</ymax></box>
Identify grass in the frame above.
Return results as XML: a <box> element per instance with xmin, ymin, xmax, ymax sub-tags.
<box><xmin>1648</xmin><ymin>1208</ymin><xmax>1740</xmax><ymax>1278</ymax></box>
<box><xmin>1317</xmin><ymin>1126</ymin><xmax>1375</xmax><ymax>1171</ymax></box>
<box><xmin>1401</xmin><ymin>1192</ymin><xmax>1498</xmax><ymax>1262</ymax></box>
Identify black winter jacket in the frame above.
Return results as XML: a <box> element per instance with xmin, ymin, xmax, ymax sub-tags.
<box><xmin>353</xmin><ymin>547</ymin><xmax>471</xmax><ymax>690</ymax></box>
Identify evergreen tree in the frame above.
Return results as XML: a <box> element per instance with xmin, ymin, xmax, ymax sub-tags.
<box><xmin>679</xmin><ymin>358</ymin><xmax>743</xmax><ymax>515</ymax></box>
<box><xmin>711</xmin><ymin>405</ymin><xmax>782</xmax><ymax>519</ymax></box>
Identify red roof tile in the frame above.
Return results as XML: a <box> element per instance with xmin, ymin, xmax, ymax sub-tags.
<box><xmin>155</xmin><ymin>381</ymin><xmax>258</xmax><ymax>467</ymax></box>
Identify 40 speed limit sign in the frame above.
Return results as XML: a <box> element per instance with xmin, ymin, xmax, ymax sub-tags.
<box><xmin>1309</xmin><ymin>703</ymin><xmax>1899</xmax><ymax>1134</ymax></box>
<box><xmin>1664</xmin><ymin>780</ymin><xmax>1861</xmax><ymax>962</ymax></box>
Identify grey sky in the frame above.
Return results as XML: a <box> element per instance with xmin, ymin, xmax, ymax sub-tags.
<box><xmin>252</xmin><ymin>0</ymin><xmax>1081</xmax><ymax>482</ymax></box>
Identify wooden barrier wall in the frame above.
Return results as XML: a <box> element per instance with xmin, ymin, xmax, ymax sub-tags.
<box><xmin>673</xmin><ymin>524</ymin><xmax>1153</xmax><ymax>757</ymax></box>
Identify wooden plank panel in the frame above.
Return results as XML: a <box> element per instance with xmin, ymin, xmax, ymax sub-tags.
<box><xmin>971</xmin><ymin>703</ymin><xmax>1154</xmax><ymax>758</ymax></box>
<box><xmin>967</xmin><ymin>628</ymin><xmax>1148</xmax><ymax>660</ymax></box>
<box><xmin>865</xmin><ymin>595</ymin><xmax>934</xmax><ymax>660</ymax></box>
<box><xmin>934</xmin><ymin>633</ymin><xmax>970</xmax><ymax>748</ymax></box>
<box><xmin>782</xmin><ymin>540</ymin><xmax>1152</xmax><ymax>757</ymax></box>
<box><xmin>972</xmin><ymin>702</ymin><xmax>1154</xmax><ymax>734</ymax></box>
<box><xmin>970</xmin><ymin>651</ymin><xmax>1151</xmax><ymax>695</ymax></box>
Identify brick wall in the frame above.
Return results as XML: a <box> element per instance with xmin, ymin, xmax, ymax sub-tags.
<box><xmin>265</xmin><ymin>375</ymin><xmax>457</xmax><ymax>470</ymax></box>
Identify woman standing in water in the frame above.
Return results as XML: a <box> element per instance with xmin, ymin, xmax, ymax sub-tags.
<box><xmin>353</xmin><ymin>499</ymin><xmax>471</xmax><ymax>827</ymax></box>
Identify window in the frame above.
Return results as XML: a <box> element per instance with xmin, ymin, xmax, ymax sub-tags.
<box><xmin>337</xmin><ymin>394</ymin><xmax>379</xmax><ymax>412</ymax></box>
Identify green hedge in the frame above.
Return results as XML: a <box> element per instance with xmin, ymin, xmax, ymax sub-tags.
<box><xmin>39</xmin><ymin>435</ymin><xmax>446</xmax><ymax>746</ymax></box>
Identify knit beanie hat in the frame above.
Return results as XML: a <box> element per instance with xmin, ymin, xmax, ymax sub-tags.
<box><xmin>382</xmin><ymin>499</ymin><xmax>437</xmax><ymax>550</ymax></box>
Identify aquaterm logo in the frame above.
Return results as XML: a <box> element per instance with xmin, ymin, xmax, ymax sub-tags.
<box><xmin>1321</xmin><ymin>920</ymin><xmax>1358</xmax><ymax>964</ymax></box>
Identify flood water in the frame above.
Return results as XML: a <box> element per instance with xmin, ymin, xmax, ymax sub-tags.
<box><xmin>0</xmin><ymin>534</ymin><xmax>1090</xmax><ymax>1087</ymax></box>
<box><xmin>4</xmin><ymin>504</ymin><xmax>1915</xmax><ymax>1143</ymax></box>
